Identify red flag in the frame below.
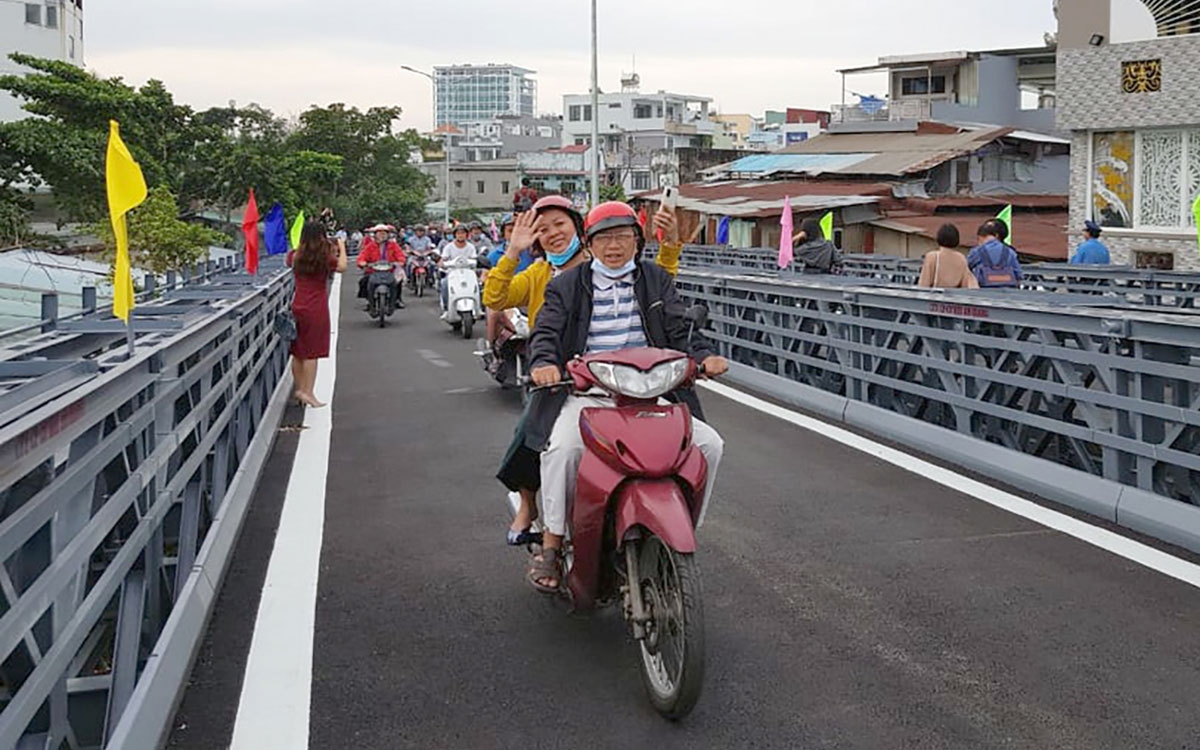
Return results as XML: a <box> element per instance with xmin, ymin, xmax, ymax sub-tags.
<box><xmin>637</xmin><ymin>205</ymin><xmax>648</xmax><ymax>229</ymax></box>
<box><xmin>242</xmin><ymin>189</ymin><xmax>260</xmax><ymax>275</ymax></box>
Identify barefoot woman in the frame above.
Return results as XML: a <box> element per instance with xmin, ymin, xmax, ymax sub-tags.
<box><xmin>287</xmin><ymin>221</ymin><xmax>347</xmax><ymax>407</ymax></box>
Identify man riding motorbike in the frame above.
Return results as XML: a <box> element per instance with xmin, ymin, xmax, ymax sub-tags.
<box><xmin>405</xmin><ymin>224</ymin><xmax>438</xmax><ymax>292</ymax></box>
<box><xmin>522</xmin><ymin>201</ymin><xmax>728</xmax><ymax>592</ymax></box>
<box><xmin>488</xmin><ymin>197</ymin><xmax>690</xmax><ymax>548</ymax></box>
<box><xmin>468</xmin><ymin>221</ymin><xmax>495</xmax><ymax>253</ymax></box>
<box><xmin>438</xmin><ymin>224</ymin><xmax>477</xmax><ymax>309</ymax></box>
<box><xmin>357</xmin><ymin>224</ymin><xmax>407</xmax><ymax>309</ymax></box>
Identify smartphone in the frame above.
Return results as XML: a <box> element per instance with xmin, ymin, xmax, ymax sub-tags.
<box><xmin>662</xmin><ymin>185</ymin><xmax>679</xmax><ymax>210</ymax></box>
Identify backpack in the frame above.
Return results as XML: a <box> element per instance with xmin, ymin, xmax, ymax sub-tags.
<box><xmin>973</xmin><ymin>243</ymin><xmax>1018</xmax><ymax>288</ymax></box>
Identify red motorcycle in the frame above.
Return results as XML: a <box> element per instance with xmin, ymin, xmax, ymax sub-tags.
<box><xmin>409</xmin><ymin>252</ymin><xmax>436</xmax><ymax>297</ymax></box>
<box><xmin>538</xmin><ymin>342</ymin><xmax>712</xmax><ymax>719</ymax></box>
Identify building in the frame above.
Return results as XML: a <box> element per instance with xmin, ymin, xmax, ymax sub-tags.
<box><xmin>517</xmin><ymin>145</ymin><xmax>605</xmax><ymax>204</ymax></box>
<box><xmin>561</xmin><ymin>82</ymin><xmax>716</xmax><ymax>193</ymax></box>
<box><xmin>834</xmin><ymin>46</ymin><xmax>1057</xmax><ymax>133</ymax></box>
<box><xmin>434</xmin><ymin>64</ymin><xmax>536</xmax><ymax>127</ymax></box>
<box><xmin>1057</xmin><ymin>0</ymin><xmax>1200</xmax><ymax>270</ymax></box>
<box><xmin>1</xmin><ymin>0</ymin><xmax>84</xmax><ymax>122</ymax></box>
<box><xmin>710</xmin><ymin>114</ymin><xmax>755</xmax><ymax>149</ymax></box>
<box><xmin>419</xmin><ymin>158</ymin><xmax>520</xmax><ymax>214</ymax></box>
<box><xmin>707</xmin><ymin>123</ymin><xmax>1071</xmax><ymax>197</ymax></box>
<box><xmin>455</xmin><ymin>115</ymin><xmax>562</xmax><ymax>162</ymax></box>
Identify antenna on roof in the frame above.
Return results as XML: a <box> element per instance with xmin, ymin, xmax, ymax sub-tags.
<box><xmin>621</xmin><ymin>54</ymin><xmax>640</xmax><ymax>92</ymax></box>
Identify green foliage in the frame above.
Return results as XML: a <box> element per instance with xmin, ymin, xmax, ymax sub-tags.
<box><xmin>92</xmin><ymin>185</ymin><xmax>224</xmax><ymax>274</ymax></box>
<box><xmin>599</xmin><ymin>183</ymin><xmax>627</xmax><ymax>203</ymax></box>
<box><xmin>0</xmin><ymin>55</ymin><xmax>429</xmax><ymax>234</ymax></box>
<box><xmin>0</xmin><ymin>188</ymin><xmax>32</xmax><ymax>247</ymax></box>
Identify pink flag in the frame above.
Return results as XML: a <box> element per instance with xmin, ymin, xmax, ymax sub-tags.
<box><xmin>778</xmin><ymin>196</ymin><xmax>794</xmax><ymax>269</ymax></box>
<box><xmin>489</xmin><ymin>218</ymin><xmax>499</xmax><ymax>243</ymax></box>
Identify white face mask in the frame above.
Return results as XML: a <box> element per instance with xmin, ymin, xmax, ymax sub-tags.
<box><xmin>593</xmin><ymin>258</ymin><xmax>636</xmax><ymax>279</ymax></box>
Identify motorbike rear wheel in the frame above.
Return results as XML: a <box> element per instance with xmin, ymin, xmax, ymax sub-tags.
<box><xmin>635</xmin><ymin>536</ymin><xmax>705</xmax><ymax>720</ymax></box>
<box><xmin>461</xmin><ymin>312</ymin><xmax>474</xmax><ymax>339</ymax></box>
<box><xmin>375</xmin><ymin>293</ymin><xmax>388</xmax><ymax>328</ymax></box>
<box><xmin>416</xmin><ymin>275</ymin><xmax>425</xmax><ymax>297</ymax></box>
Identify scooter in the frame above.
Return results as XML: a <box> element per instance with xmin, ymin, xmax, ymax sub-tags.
<box><xmin>439</xmin><ymin>255</ymin><xmax>481</xmax><ymax>340</ymax></box>
<box><xmin>365</xmin><ymin>262</ymin><xmax>400</xmax><ymax>327</ymax></box>
<box><xmin>522</xmin><ymin>322</ymin><xmax>712</xmax><ymax>720</ymax></box>
<box><xmin>475</xmin><ymin>309</ymin><xmax>531</xmax><ymax>403</ymax></box>
<box><xmin>409</xmin><ymin>252</ymin><xmax>435</xmax><ymax>297</ymax></box>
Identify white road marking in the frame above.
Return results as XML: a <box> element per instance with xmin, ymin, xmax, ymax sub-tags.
<box><xmin>230</xmin><ymin>274</ymin><xmax>342</xmax><ymax>750</ymax></box>
<box><xmin>417</xmin><ymin>348</ymin><xmax>453</xmax><ymax>369</ymax></box>
<box><xmin>700</xmin><ymin>379</ymin><xmax>1200</xmax><ymax>590</ymax></box>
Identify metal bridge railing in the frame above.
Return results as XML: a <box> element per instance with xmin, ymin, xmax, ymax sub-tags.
<box><xmin>663</xmin><ymin>246</ymin><xmax>1200</xmax><ymax>309</ymax></box>
<box><xmin>0</xmin><ymin>254</ymin><xmax>294</xmax><ymax>749</ymax></box>
<box><xmin>677</xmin><ymin>269</ymin><xmax>1200</xmax><ymax>550</ymax></box>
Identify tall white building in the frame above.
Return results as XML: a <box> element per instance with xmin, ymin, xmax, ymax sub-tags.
<box><xmin>561</xmin><ymin>83</ymin><xmax>715</xmax><ymax>193</ymax></box>
<box><xmin>0</xmin><ymin>0</ymin><xmax>84</xmax><ymax>122</ymax></box>
<box><xmin>433</xmin><ymin>64</ymin><xmax>536</xmax><ymax>127</ymax></box>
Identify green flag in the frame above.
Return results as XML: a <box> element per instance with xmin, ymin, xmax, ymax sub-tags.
<box><xmin>1192</xmin><ymin>193</ymin><xmax>1200</xmax><ymax>253</ymax></box>
<box><xmin>289</xmin><ymin>210</ymin><xmax>305</xmax><ymax>249</ymax></box>
<box><xmin>996</xmin><ymin>205</ymin><xmax>1013</xmax><ymax>244</ymax></box>
<box><xmin>819</xmin><ymin>211</ymin><xmax>833</xmax><ymax>241</ymax></box>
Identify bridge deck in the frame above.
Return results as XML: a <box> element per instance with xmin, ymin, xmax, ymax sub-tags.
<box><xmin>169</xmin><ymin>275</ymin><xmax>1200</xmax><ymax>750</ymax></box>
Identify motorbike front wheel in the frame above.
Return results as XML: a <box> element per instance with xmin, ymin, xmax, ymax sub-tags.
<box><xmin>460</xmin><ymin>312</ymin><xmax>474</xmax><ymax>339</ymax></box>
<box><xmin>375</xmin><ymin>293</ymin><xmax>388</xmax><ymax>327</ymax></box>
<box><xmin>635</xmin><ymin>536</ymin><xmax>705</xmax><ymax>721</ymax></box>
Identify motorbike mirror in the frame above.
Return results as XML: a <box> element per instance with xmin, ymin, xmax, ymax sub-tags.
<box><xmin>684</xmin><ymin>304</ymin><xmax>709</xmax><ymax>330</ymax></box>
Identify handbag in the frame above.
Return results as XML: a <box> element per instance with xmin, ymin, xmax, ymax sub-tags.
<box><xmin>274</xmin><ymin>309</ymin><xmax>297</xmax><ymax>342</ymax></box>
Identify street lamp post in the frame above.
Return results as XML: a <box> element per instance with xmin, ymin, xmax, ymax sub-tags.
<box><xmin>590</xmin><ymin>0</ymin><xmax>600</xmax><ymax>208</ymax></box>
<box><xmin>401</xmin><ymin>65</ymin><xmax>451</xmax><ymax>227</ymax></box>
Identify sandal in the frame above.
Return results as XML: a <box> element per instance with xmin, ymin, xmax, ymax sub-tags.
<box><xmin>526</xmin><ymin>548</ymin><xmax>563</xmax><ymax>594</ymax></box>
<box><xmin>507</xmin><ymin>526</ymin><xmax>543</xmax><ymax>547</ymax></box>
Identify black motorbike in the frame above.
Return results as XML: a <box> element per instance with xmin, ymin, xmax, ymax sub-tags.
<box><xmin>366</xmin><ymin>263</ymin><xmax>400</xmax><ymax>327</ymax></box>
<box><xmin>476</xmin><ymin>309</ymin><xmax>531</xmax><ymax>404</ymax></box>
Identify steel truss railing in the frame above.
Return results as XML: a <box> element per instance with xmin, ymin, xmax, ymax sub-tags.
<box><xmin>663</xmin><ymin>246</ymin><xmax>1200</xmax><ymax>308</ymax></box>
<box><xmin>0</xmin><ymin>255</ymin><xmax>293</xmax><ymax>749</ymax></box>
<box><xmin>676</xmin><ymin>269</ymin><xmax>1200</xmax><ymax>540</ymax></box>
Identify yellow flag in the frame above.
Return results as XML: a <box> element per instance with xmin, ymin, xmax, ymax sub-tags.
<box><xmin>819</xmin><ymin>211</ymin><xmax>833</xmax><ymax>241</ymax></box>
<box><xmin>106</xmin><ymin>120</ymin><xmax>147</xmax><ymax>322</ymax></box>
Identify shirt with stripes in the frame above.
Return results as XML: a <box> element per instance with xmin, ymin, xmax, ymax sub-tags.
<box><xmin>587</xmin><ymin>267</ymin><xmax>646</xmax><ymax>353</ymax></box>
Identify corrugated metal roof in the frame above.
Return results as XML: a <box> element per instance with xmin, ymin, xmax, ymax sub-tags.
<box><xmin>637</xmin><ymin>180</ymin><xmax>885</xmax><ymax>218</ymax></box>
<box><xmin>711</xmin><ymin>153</ymin><xmax>873</xmax><ymax>177</ymax></box>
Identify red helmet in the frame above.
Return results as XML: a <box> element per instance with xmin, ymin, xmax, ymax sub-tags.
<box><xmin>585</xmin><ymin>201</ymin><xmax>643</xmax><ymax>248</ymax></box>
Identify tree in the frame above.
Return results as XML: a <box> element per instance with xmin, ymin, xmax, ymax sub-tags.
<box><xmin>599</xmin><ymin>183</ymin><xmax>627</xmax><ymax>203</ymax></box>
<box><xmin>92</xmin><ymin>185</ymin><xmax>224</xmax><ymax>274</ymax></box>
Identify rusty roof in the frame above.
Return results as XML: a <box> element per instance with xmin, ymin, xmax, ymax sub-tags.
<box><xmin>871</xmin><ymin>210</ymin><xmax>1069</xmax><ymax>260</ymax></box>
<box><xmin>636</xmin><ymin>180</ymin><xmax>891</xmax><ymax>218</ymax></box>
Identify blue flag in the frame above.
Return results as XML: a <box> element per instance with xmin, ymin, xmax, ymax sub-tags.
<box><xmin>264</xmin><ymin>202</ymin><xmax>289</xmax><ymax>256</ymax></box>
<box><xmin>716</xmin><ymin>216</ymin><xmax>730</xmax><ymax>245</ymax></box>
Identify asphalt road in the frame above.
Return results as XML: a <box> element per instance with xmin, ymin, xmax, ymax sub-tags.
<box><xmin>174</xmin><ymin>276</ymin><xmax>1200</xmax><ymax>750</ymax></box>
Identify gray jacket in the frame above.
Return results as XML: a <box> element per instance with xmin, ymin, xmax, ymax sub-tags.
<box><xmin>796</xmin><ymin>239</ymin><xmax>841</xmax><ymax>274</ymax></box>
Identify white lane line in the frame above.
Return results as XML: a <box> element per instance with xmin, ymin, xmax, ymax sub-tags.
<box><xmin>700</xmin><ymin>379</ymin><xmax>1200</xmax><ymax>590</ymax></box>
<box><xmin>230</xmin><ymin>274</ymin><xmax>342</xmax><ymax>750</ymax></box>
<box><xmin>417</xmin><ymin>348</ymin><xmax>453</xmax><ymax>369</ymax></box>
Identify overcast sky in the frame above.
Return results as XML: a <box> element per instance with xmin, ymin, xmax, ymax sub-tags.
<box><xmin>84</xmin><ymin>0</ymin><xmax>1071</xmax><ymax>130</ymax></box>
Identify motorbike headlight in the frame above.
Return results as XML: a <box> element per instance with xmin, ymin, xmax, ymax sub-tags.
<box><xmin>587</xmin><ymin>357</ymin><xmax>691</xmax><ymax>399</ymax></box>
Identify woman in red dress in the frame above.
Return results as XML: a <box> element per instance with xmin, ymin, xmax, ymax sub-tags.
<box><xmin>286</xmin><ymin>221</ymin><xmax>347</xmax><ymax>407</ymax></box>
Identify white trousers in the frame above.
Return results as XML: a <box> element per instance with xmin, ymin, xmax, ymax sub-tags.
<box><xmin>540</xmin><ymin>394</ymin><xmax>724</xmax><ymax>536</ymax></box>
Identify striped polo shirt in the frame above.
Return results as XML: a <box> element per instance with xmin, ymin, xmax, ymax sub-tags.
<box><xmin>587</xmin><ymin>265</ymin><xmax>647</xmax><ymax>353</ymax></box>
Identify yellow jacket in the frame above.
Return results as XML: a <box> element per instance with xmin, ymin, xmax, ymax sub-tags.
<box><xmin>483</xmin><ymin>241</ymin><xmax>683</xmax><ymax>326</ymax></box>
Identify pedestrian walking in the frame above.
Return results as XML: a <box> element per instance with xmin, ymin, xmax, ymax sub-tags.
<box><xmin>917</xmin><ymin>224</ymin><xmax>979</xmax><ymax>289</ymax></box>
<box><xmin>1070</xmin><ymin>220</ymin><xmax>1111</xmax><ymax>264</ymax></box>
<box><xmin>286</xmin><ymin>220</ymin><xmax>348</xmax><ymax>408</ymax></box>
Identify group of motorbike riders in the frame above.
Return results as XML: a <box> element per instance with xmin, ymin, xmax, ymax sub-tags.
<box><xmin>355</xmin><ymin>198</ymin><xmax>729</xmax><ymax>593</ymax></box>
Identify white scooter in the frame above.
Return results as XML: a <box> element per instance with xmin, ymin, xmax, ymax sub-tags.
<box><xmin>439</xmin><ymin>255</ymin><xmax>481</xmax><ymax>339</ymax></box>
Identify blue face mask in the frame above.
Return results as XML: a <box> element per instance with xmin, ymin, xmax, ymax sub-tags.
<box><xmin>545</xmin><ymin>236</ymin><xmax>581</xmax><ymax>267</ymax></box>
<box><xmin>593</xmin><ymin>258</ymin><xmax>637</xmax><ymax>279</ymax></box>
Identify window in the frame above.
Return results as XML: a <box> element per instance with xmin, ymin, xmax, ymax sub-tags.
<box><xmin>569</xmin><ymin>105</ymin><xmax>582</xmax><ymax>122</ymax></box>
<box><xmin>608</xmin><ymin>102</ymin><xmax>621</xmax><ymax>109</ymax></box>
<box><xmin>561</xmin><ymin>181</ymin><xmax>577</xmax><ymax>194</ymax></box>
<box><xmin>45</xmin><ymin>3</ymin><xmax>57</xmax><ymax>28</ymax></box>
<box><xmin>954</xmin><ymin>159</ymin><xmax>970</xmax><ymax>190</ymax></box>
<box><xmin>68</xmin><ymin>35</ymin><xmax>74</xmax><ymax>59</ymax></box>
<box><xmin>1091</xmin><ymin>128</ymin><xmax>1200</xmax><ymax>230</ymax></box>
<box><xmin>981</xmin><ymin>155</ymin><xmax>1032</xmax><ymax>183</ymax></box>
<box><xmin>900</xmin><ymin>75</ymin><xmax>946</xmax><ymax>96</ymax></box>
<box><xmin>25</xmin><ymin>3</ymin><xmax>41</xmax><ymax>24</ymax></box>
<box><xmin>634</xmin><ymin>104</ymin><xmax>653</xmax><ymax>119</ymax></box>
<box><xmin>454</xmin><ymin>180</ymin><xmax>463</xmax><ymax>189</ymax></box>
<box><xmin>582</xmin><ymin>105</ymin><xmax>593</xmax><ymax>121</ymax></box>
<box><xmin>1135</xmin><ymin>251</ymin><xmax>1175</xmax><ymax>269</ymax></box>
<box><xmin>574</xmin><ymin>138</ymin><xmax>587</xmax><ymax>146</ymax></box>
<box><xmin>632</xmin><ymin>172</ymin><xmax>652</xmax><ymax>191</ymax></box>
<box><xmin>476</xmin><ymin>180</ymin><xmax>485</xmax><ymax>194</ymax></box>
<box><xmin>501</xmin><ymin>180</ymin><xmax>510</xmax><ymax>194</ymax></box>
